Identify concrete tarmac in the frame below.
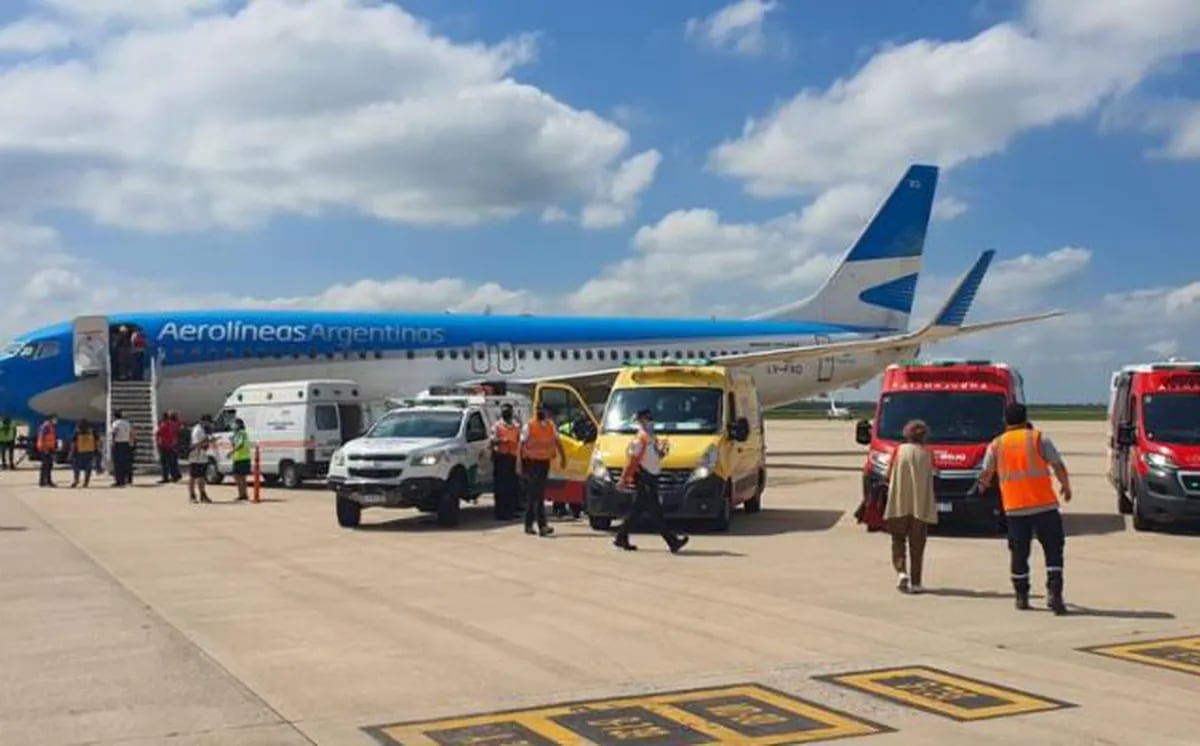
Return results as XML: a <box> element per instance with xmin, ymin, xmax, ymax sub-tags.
<box><xmin>2</xmin><ymin>420</ymin><xmax>1198</xmax><ymax>745</ymax></box>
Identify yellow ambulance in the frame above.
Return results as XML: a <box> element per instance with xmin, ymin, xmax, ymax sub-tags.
<box><xmin>532</xmin><ymin>360</ymin><xmax>766</xmax><ymax>531</ymax></box>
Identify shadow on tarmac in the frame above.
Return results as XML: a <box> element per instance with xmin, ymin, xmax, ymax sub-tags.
<box><xmin>931</xmin><ymin>512</ymin><xmax>1129</xmax><ymax>540</ymax></box>
<box><xmin>919</xmin><ymin>588</ymin><xmax>1175</xmax><ymax>618</ymax></box>
<box><xmin>723</xmin><ymin>508</ymin><xmax>845</xmax><ymax>536</ymax></box>
<box><xmin>0</xmin><ymin>525</ymin><xmax>28</xmax><ymax>531</ymax></box>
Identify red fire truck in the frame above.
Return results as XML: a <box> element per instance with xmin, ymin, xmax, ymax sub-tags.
<box><xmin>856</xmin><ymin>359</ymin><xmax>1025</xmax><ymax>531</ymax></box>
<box><xmin>1108</xmin><ymin>361</ymin><xmax>1200</xmax><ymax>531</ymax></box>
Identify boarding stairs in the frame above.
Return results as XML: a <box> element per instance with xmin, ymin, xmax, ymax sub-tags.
<box><xmin>105</xmin><ymin>355</ymin><xmax>160</xmax><ymax>472</ymax></box>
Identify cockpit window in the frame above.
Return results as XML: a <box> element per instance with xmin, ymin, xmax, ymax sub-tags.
<box><xmin>35</xmin><ymin>341</ymin><xmax>60</xmax><ymax>359</ymax></box>
<box><xmin>19</xmin><ymin>344</ymin><xmax>36</xmax><ymax>358</ymax></box>
<box><xmin>1</xmin><ymin>342</ymin><xmax>23</xmax><ymax>358</ymax></box>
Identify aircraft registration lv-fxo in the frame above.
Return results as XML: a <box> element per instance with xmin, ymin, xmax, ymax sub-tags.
<box><xmin>0</xmin><ymin>164</ymin><xmax>1061</xmax><ymax>429</ymax></box>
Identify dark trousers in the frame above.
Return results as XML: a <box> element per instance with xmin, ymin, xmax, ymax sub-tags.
<box><xmin>1007</xmin><ymin>509</ymin><xmax>1065</xmax><ymax>596</ymax></box>
<box><xmin>523</xmin><ymin>460</ymin><xmax>550</xmax><ymax>529</ymax></box>
<box><xmin>112</xmin><ymin>442</ymin><xmax>133</xmax><ymax>485</ymax></box>
<box><xmin>0</xmin><ymin>443</ymin><xmax>14</xmax><ymax>469</ymax></box>
<box><xmin>160</xmin><ymin>449</ymin><xmax>181</xmax><ymax>482</ymax></box>
<box><xmin>493</xmin><ymin>453</ymin><xmax>518</xmax><ymax>518</ymax></box>
<box><xmin>616</xmin><ymin>470</ymin><xmax>680</xmax><ymax>547</ymax></box>
<box><xmin>72</xmin><ymin>453</ymin><xmax>94</xmax><ymax>486</ymax></box>
<box><xmin>39</xmin><ymin>453</ymin><xmax>54</xmax><ymax>486</ymax></box>
<box><xmin>887</xmin><ymin>516</ymin><xmax>930</xmax><ymax>585</ymax></box>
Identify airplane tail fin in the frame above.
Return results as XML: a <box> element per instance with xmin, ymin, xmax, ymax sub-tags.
<box><xmin>749</xmin><ymin>163</ymin><xmax>939</xmax><ymax>331</ymax></box>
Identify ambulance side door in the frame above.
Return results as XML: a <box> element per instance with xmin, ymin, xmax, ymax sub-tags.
<box><xmin>533</xmin><ymin>382</ymin><xmax>599</xmax><ymax>500</ymax></box>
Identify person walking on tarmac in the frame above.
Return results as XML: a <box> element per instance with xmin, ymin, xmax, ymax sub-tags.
<box><xmin>977</xmin><ymin>403</ymin><xmax>1073</xmax><ymax>615</ymax></box>
<box><xmin>36</xmin><ymin>414</ymin><xmax>58</xmax><ymax>487</ymax></box>
<box><xmin>228</xmin><ymin>418</ymin><xmax>252</xmax><ymax>501</ymax></box>
<box><xmin>490</xmin><ymin>403</ymin><xmax>521</xmax><ymax>520</ymax></box>
<box><xmin>187</xmin><ymin>415</ymin><xmax>214</xmax><ymax>504</ymax></box>
<box><xmin>69</xmin><ymin>419</ymin><xmax>97</xmax><ymax>488</ymax></box>
<box><xmin>0</xmin><ymin>416</ymin><xmax>16</xmax><ymax>470</ymax></box>
<box><xmin>614</xmin><ymin>409</ymin><xmax>688</xmax><ymax>553</ymax></box>
<box><xmin>517</xmin><ymin>404</ymin><xmax>565</xmax><ymax>537</ymax></box>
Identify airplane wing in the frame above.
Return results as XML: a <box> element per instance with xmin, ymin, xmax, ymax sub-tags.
<box><xmin>457</xmin><ymin>250</ymin><xmax>1063</xmax><ymax>392</ymax></box>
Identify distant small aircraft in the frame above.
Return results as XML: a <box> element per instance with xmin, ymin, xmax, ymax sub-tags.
<box><xmin>827</xmin><ymin>394</ymin><xmax>852</xmax><ymax>420</ymax></box>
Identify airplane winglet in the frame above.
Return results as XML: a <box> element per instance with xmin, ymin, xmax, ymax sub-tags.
<box><xmin>931</xmin><ymin>249</ymin><xmax>994</xmax><ymax>329</ymax></box>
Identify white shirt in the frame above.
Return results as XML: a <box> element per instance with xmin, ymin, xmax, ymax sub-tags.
<box><xmin>629</xmin><ymin>425</ymin><xmax>663</xmax><ymax>475</ymax></box>
<box><xmin>110</xmin><ymin>419</ymin><xmax>132</xmax><ymax>443</ymax></box>
<box><xmin>189</xmin><ymin>424</ymin><xmax>209</xmax><ymax>464</ymax></box>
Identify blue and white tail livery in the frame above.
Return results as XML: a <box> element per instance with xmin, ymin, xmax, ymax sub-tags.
<box><xmin>0</xmin><ymin>164</ymin><xmax>1063</xmax><ymax>430</ymax></box>
<box><xmin>751</xmin><ymin>164</ymin><xmax>937</xmax><ymax>332</ymax></box>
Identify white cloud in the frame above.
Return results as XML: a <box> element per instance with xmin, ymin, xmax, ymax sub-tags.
<box><xmin>685</xmin><ymin>0</ymin><xmax>780</xmax><ymax>57</ymax></box>
<box><xmin>0</xmin><ymin>18</ymin><xmax>72</xmax><ymax>53</ymax></box>
<box><xmin>932</xmin><ymin>196</ymin><xmax>968</xmax><ymax>222</ymax></box>
<box><xmin>709</xmin><ymin>0</ymin><xmax>1200</xmax><ymax>196</ymax></box>
<box><xmin>0</xmin><ymin>0</ymin><xmax>657</xmax><ymax>231</ymax></box>
<box><xmin>974</xmin><ymin>246</ymin><xmax>1091</xmax><ymax>309</ymax></box>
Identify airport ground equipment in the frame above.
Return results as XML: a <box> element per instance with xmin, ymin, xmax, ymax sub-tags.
<box><xmin>857</xmin><ymin>359</ymin><xmax>1025</xmax><ymax>532</ymax></box>
<box><xmin>1107</xmin><ymin>361</ymin><xmax>1200</xmax><ymax>530</ymax></box>
<box><xmin>327</xmin><ymin>390</ymin><xmax>531</xmax><ymax>528</ymax></box>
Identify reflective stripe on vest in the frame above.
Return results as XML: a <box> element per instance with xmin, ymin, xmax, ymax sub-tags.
<box><xmin>231</xmin><ymin>430</ymin><xmax>251</xmax><ymax>461</ymax></box>
<box><xmin>523</xmin><ymin>420</ymin><xmax>557</xmax><ymax>461</ymax></box>
<box><xmin>494</xmin><ymin>422</ymin><xmax>519</xmax><ymax>455</ymax></box>
<box><xmin>993</xmin><ymin>428</ymin><xmax>1057</xmax><ymax>514</ymax></box>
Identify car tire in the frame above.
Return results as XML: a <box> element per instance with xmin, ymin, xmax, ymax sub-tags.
<box><xmin>1131</xmin><ymin>479</ymin><xmax>1152</xmax><ymax>532</ymax></box>
<box><xmin>438</xmin><ymin>470</ymin><xmax>465</xmax><ymax>527</ymax></box>
<box><xmin>280</xmin><ymin>461</ymin><xmax>301</xmax><ymax>489</ymax></box>
<box><xmin>336</xmin><ymin>495</ymin><xmax>361</xmax><ymax>528</ymax></box>
<box><xmin>205</xmin><ymin>459</ymin><xmax>224</xmax><ymax>485</ymax></box>
<box><xmin>744</xmin><ymin>469</ymin><xmax>765</xmax><ymax>513</ymax></box>
<box><xmin>712</xmin><ymin>481</ymin><xmax>733</xmax><ymax>532</ymax></box>
<box><xmin>589</xmin><ymin>516</ymin><xmax>612</xmax><ymax>531</ymax></box>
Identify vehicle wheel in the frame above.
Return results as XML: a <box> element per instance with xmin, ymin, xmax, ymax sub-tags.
<box><xmin>438</xmin><ymin>470</ymin><xmax>465</xmax><ymax>527</ymax></box>
<box><xmin>712</xmin><ymin>481</ymin><xmax>733</xmax><ymax>532</ymax></box>
<box><xmin>336</xmin><ymin>495</ymin><xmax>361</xmax><ymax>528</ymax></box>
<box><xmin>1117</xmin><ymin>486</ymin><xmax>1133</xmax><ymax>515</ymax></box>
<box><xmin>744</xmin><ymin>469</ymin><xmax>765</xmax><ymax>513</ymax></box>
<box><xmin>1131</xmin><ymin>480</ymin><xmax>1152</xmax><ymax>532</ymax></box>
<box><xmin>205</xmin><ymin>459</ymin><xmax>224</xmax><ymax>485</ymax></box>
<box><xmin>280</xmin><ymin>461</ymin><xmax>301</xmax><ymax>489</ymax></box>
<box><xmin>589</xmin><ymin>516</ymin><xmax>612</xmax><ymax>531</ymax></box>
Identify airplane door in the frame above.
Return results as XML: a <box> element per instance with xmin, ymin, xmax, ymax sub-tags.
<box><xmin>470</xmin><ymin>342</ymin><xmax>490</xmax><ymax>375</ymax></box>
<box><xmin>815</xmin><ymin>334</ymin><xmax>835</xmax><ymax>382</ymax></box>
<box><xmin>496</xmin><ymin>342</ymin><xmax>517</xmax><ymax>374</ymax></box>
<box><xmin>72</xmin><ymin>315</ymin><xmax>109</xmax><ymax>378</ymax></box>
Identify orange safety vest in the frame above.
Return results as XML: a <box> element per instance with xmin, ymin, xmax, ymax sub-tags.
<box><xmin>37</xmin><ymin>422</ymin><xmax>56</xmax><ymax>452</ymax></box>
<box><xmin>991</xmin><ymin>427</ymin><xmax>1058</xmax><ymax>515</ymax></box>
<box><xmin>618</xmin><ymin>430</ymin><xmax>653</xmax><ymax>487</ymax></box>
<box><xmin>522</xmin><ymin>419</ymin><xmax>558</xmax><ymax>462</ymax></box>
<box><xmin>494</xmin><ymin>421</ymin><xmax>520</xmax><ymax>456</ymax></box>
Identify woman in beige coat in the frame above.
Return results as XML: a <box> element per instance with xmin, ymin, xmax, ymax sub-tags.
<box><xmin>884</xmin><ymin>420</ymin><xmax>937</xmax><ymax>593</ymax></box>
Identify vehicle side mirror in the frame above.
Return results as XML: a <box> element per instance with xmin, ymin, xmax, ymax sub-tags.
<box><xmin>855</xmin><ymin>420</ymin><xmax>872</xmax><ymax>446</ymax></box>
<box><xmin>1116</xmin><ymin>424</ymin><xmax>1135</xmax><ymax>447</ymax></box>
<box><xmin>729</xmin><ymin>417</ymin><xmax>750</xmax><ymax>442</ymax></box>
<box><xmin>571</xmin><ymin>418</ymin><xmax>597</xmax><ymax>444</ymax></box>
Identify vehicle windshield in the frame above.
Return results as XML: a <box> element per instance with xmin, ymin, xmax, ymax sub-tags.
<box><xmin>1143</xmin><ymin>393</ymin><xmax>1200</xmax><ymax>445</ymax></box>
<box><xmin>367</xmin><ymin>411</ymin><xmax>462</xmax><ymax>439</ymax></box>
<box><xmin>602</xmin><ymin>387</ymin><xmax>722</xmax><ymax>434</ymax></box>
<box><xmin>877</xmin><ymin>392</ymin><xmax>1006</xmax><ymax>444</ymax></box>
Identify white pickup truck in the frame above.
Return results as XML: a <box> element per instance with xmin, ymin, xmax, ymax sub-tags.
<box><xmin>327</xmin><ymin>392</ymin><xmax>531</xmax><ymax>528</ymax></box>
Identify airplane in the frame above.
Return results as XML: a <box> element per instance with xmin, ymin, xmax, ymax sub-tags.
<box><xmin>826</xmin><ymin>393</ymin><xmax>852</xmax><ymax>420</ymax></box>
<box><xmin>0</xmin><ymin>164</ymin><xmax>1061</xmax><ymax>441</ymax></box>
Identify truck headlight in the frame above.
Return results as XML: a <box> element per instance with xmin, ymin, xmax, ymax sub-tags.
<box><xmin>591</xmin><ymin>451</ymin><xmax>610</xmax><ymax>480</ymax></box>
<box><xmin>869</xmin><ymin>450</ymin><xmax>891</xmax><ymax>475</ymax></box>
<box><xmin>414</xmin><ymin>452</ymin><xmax>444</xmax><ymax>467</ymax></box>
<box><xmin>691</xmin><ymin>445</ymin><xmax>718</xmax><ymax>481</ymax></box>
<box><xmin>1143</xmin><ymin>451</ymin><xmax>1178</xmax><ymax>470</ymax></box>
<box><xmin>332</xmin><ymin>450</ymin><xmax>344</xmax><ymax>467</ymax></box>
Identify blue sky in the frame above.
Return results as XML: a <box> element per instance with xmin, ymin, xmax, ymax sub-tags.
<box><xmin>0</xmin><ymin>0</ymin><xmax>1198</xmax><ymax>402</ymax></box>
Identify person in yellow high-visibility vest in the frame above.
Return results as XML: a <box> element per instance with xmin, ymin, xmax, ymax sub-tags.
<box><xmin>978</xmin><ymin>403</ymin><xmax>1072</xmax><ymax>615</ymax></box>
<box><xmin>228</xmin><ymin>418</ymin><xmax>252</xmax><ymax>502</ymax></box>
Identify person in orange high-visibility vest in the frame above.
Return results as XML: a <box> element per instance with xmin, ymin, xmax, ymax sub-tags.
<box><xmin>490</xmin><ymin>403</ymin><xmax>522</xmax><ymax>520</ymax></box>
<box><xmin>517</xmin><ymin>404</ymin><xmax>566</xmax><ymax>537</ymax></box>
<box><xmin>978</xmin><ymin>403</ymin><xmax>1072</xmax><ymax>615</ymax></box>
<box><xmin>614</xmin><ymin>409</ymin><xmax>687</xmax><ymax>554</ymax></box>
<box><xmin>36</xmin><ymin>414</ymin><xmax>58</xmax><ymax>488</ymax></box>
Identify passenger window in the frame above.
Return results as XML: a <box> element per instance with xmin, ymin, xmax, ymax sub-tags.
<box><xmin>315</xmin><ymin>404</ymin><xmax>339</xmax><ymax>431</ymax></box>
<box><xmin>405</xmin><ymin>350</ymin><xmax>414</xmax><ymax>359</ymax></box>
<box><xmin>585</xmin><ymin>350</ymin><xmax>594</xmax><ymax>360</ymax></box>
<box><xmin>466</xmin><ymin>412</ymin><xmax>488</xmax><ymax>442</ymax></box>
<box><xmin>533</xmin><ymin>349</ymin><xmax>542</xmax><ymax>360</ymax></box>
<box><xmin>449</xmin><ymin>349</ymin><xmax>459</xmax><ymax>359</ymax></box>
<box><xmin>502</xmin><ymin>349</ymin><xmax>512</xmax><ymax>360</ymax></box>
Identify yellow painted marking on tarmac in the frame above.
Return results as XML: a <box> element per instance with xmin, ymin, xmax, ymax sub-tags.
<box><xmin>1080</xmin><ymin>635</ymin><xmax>1200</xmax><ymax>678</ymax></box>
<box><xmin>815</xmin><ymin>666</ymin><xmax>1074</xmax><ymax>722</ymax></box>
<box><xmin>364</xmin><ymin>683</ymin><xmax>891</xmax><ymax>744</ymax></box>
